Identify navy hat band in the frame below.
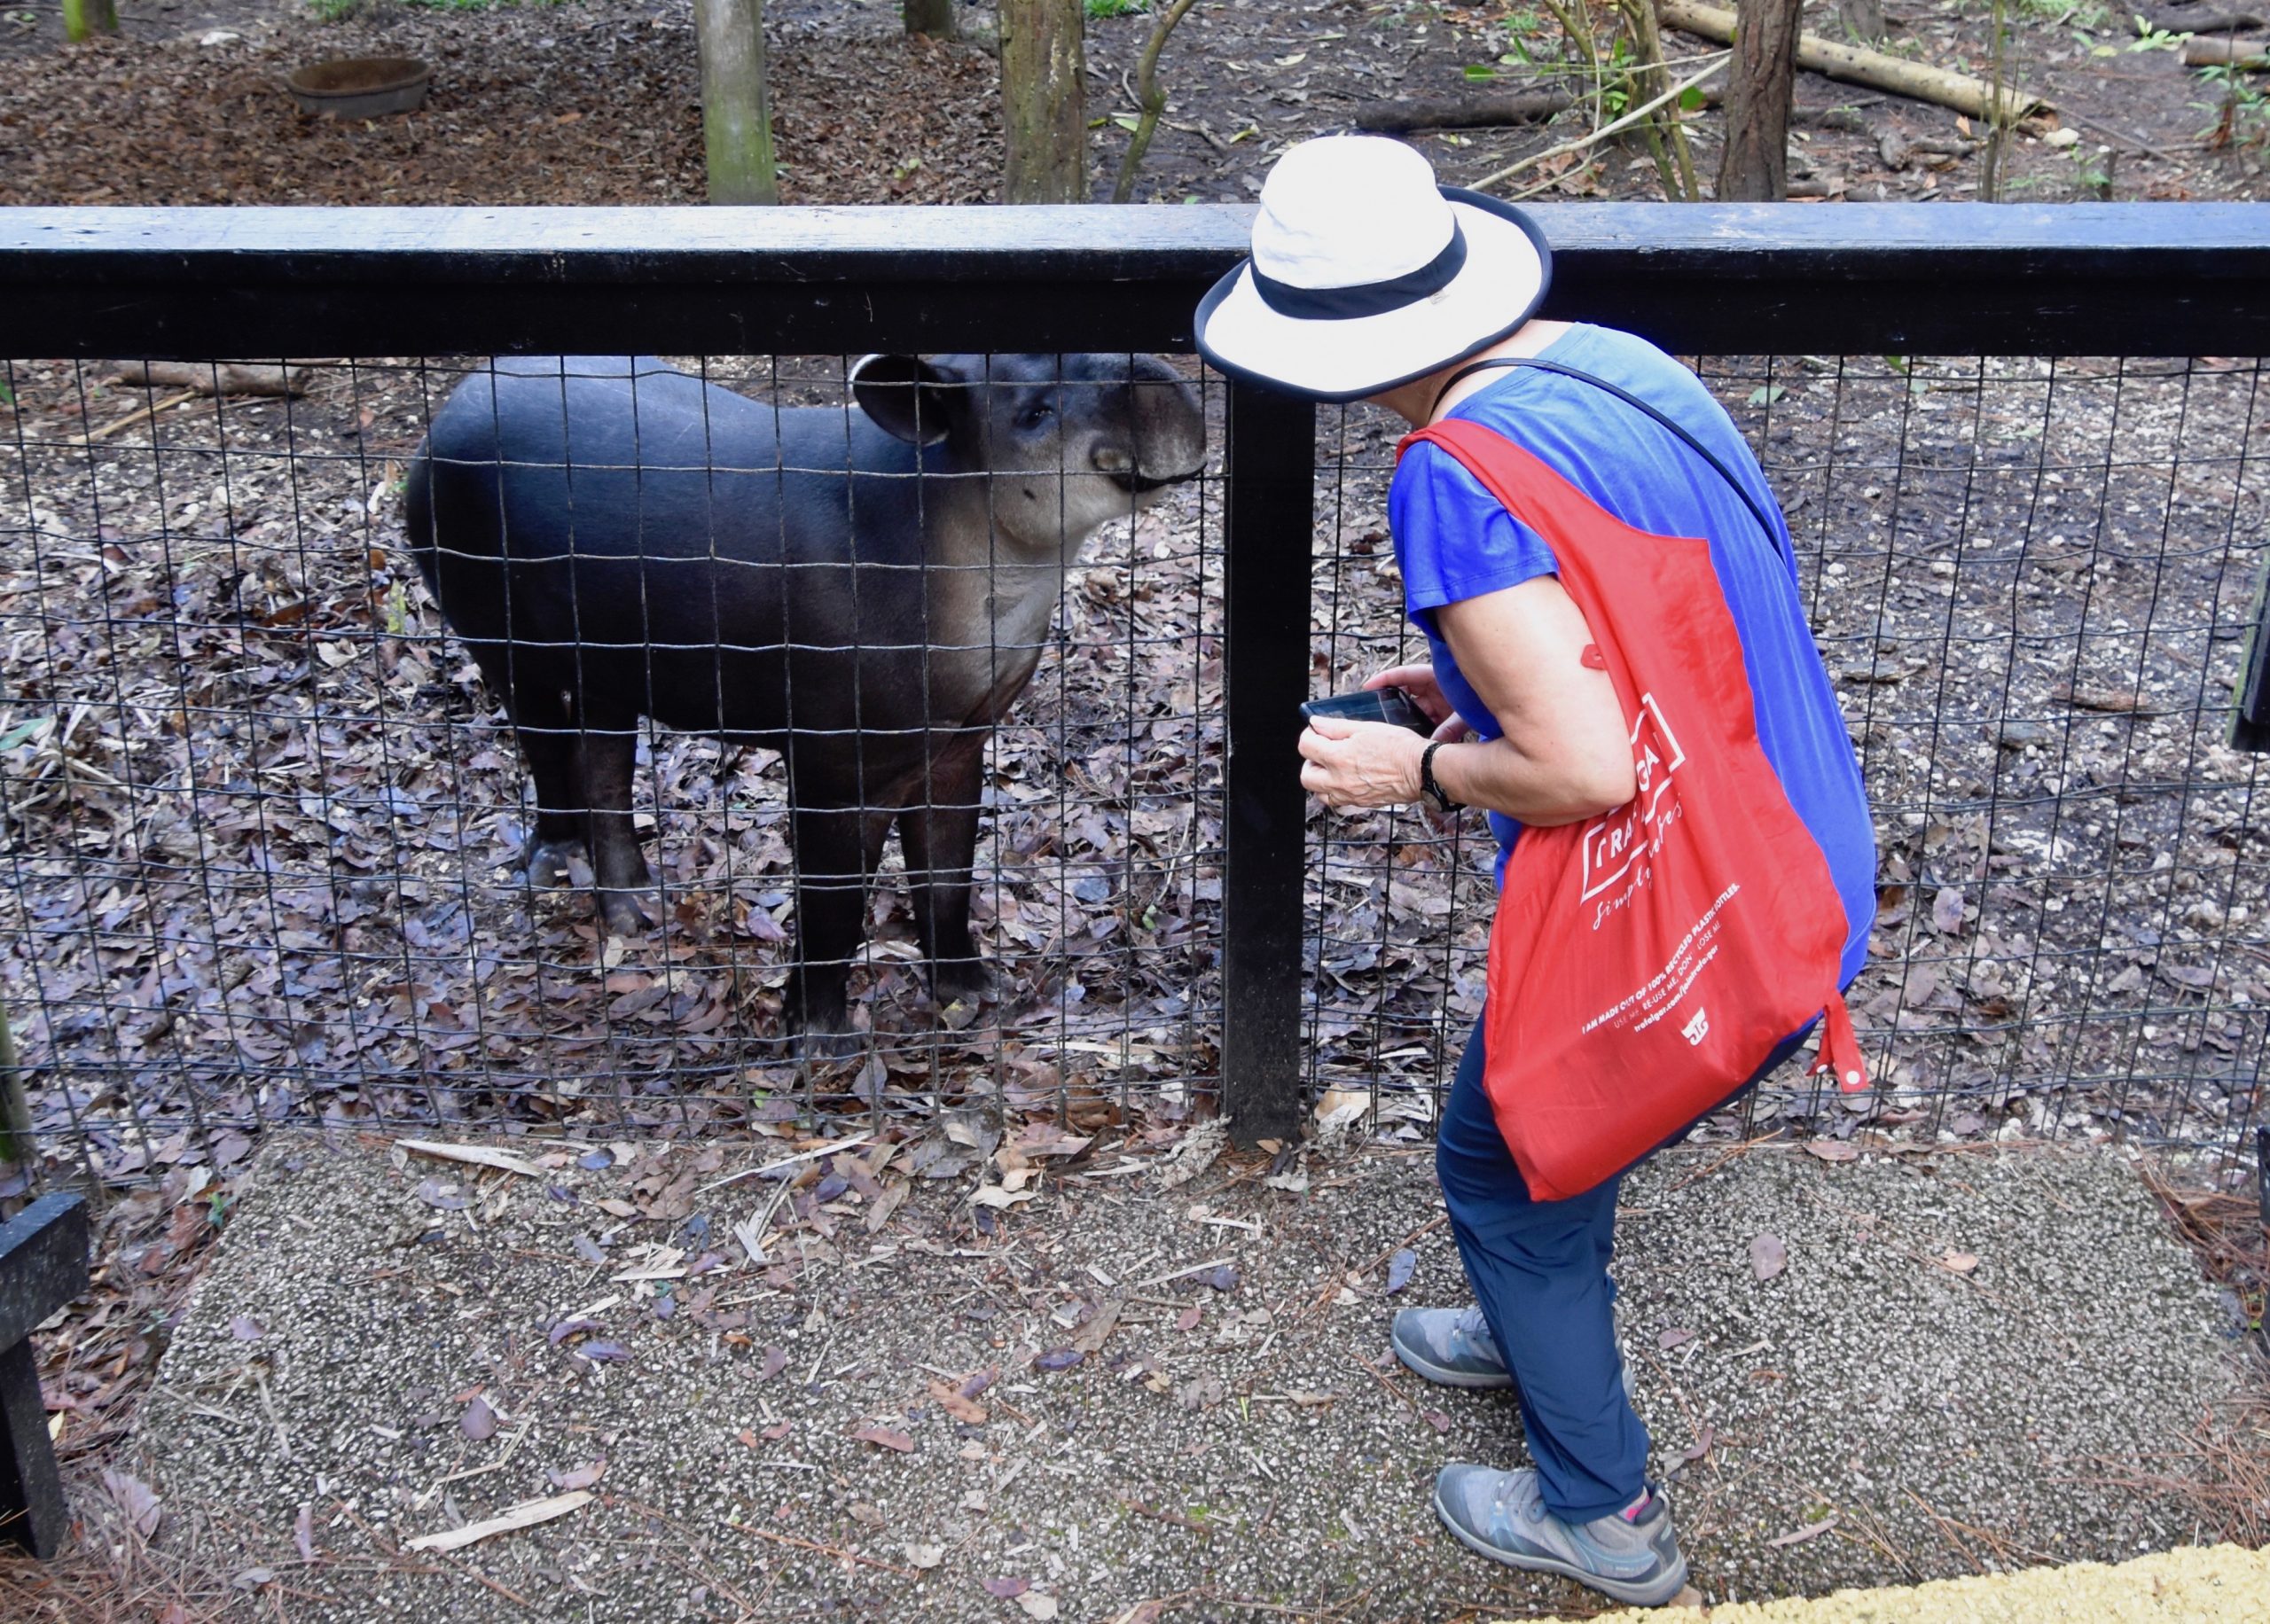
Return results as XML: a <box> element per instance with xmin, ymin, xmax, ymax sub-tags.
<box><xmin>1248</xmin><ymin>222</ymin><xmax>1468</xmax><ymax>322</ymax></box>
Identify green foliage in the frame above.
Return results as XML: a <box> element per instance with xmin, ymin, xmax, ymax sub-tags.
<box><xmin>0</xmin><ymin>377</ymin><xmax>12</xmax><ymax>409</ymax></box>
<box><xmin>1747</xmin><ymin>385</ymin><xmax>1787</xmax><ymax>406</ymax></box>
<box><xmin>305</xmin><ymin>0</ymin><xmax>358</xmax><ymax>18</ymax></box>
<box><xmin>1084</xmin><ymin>0</ymin><xmax>1148</xmax><ymax>16</ymax></box>
<box><xmin>2126</xmin><ymin>14</ymin><xmax>2189</xmax><ymax>50</ymax></box>
<box><xmin>2196</xmin><ymin>63</ymin><xmax>2270</xmax><ymax>152</ymax></box>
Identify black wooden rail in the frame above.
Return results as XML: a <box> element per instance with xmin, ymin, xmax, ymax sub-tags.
<box><xmin>3</xmin><ymin>202</ymin><xmax>2269</xmax><ymax>1144</ymax></box>
<box><xmin>0</xmin><ymin>1194</ymin><xmax>89</xmax><ymax>1556</ymax></box>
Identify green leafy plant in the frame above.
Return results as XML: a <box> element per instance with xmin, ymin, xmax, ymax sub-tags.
<box><xmin>1085</xmin><ymin>0</ymin><xmax>1148</xmax><ymax>16</ymax></box>
<box><xmin>2196</xmin><ymin>63</ymin><xmax>2270</xmax><ymax>152</ymax></box>
<box><xmin>2126</xmin><ymin>14</ymin><xmax>2189</xmax><ymax>50</ymax></box>
<box><xmin>306</xmin><ymin>0</ymin><xmax>358</xmax><ymax>18</ymax></box>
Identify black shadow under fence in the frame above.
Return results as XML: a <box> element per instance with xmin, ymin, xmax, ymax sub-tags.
<box><xmin>0</xmin><ymin>206</ymin><xmax>2266</xmax><ymax>1193</ymax></box>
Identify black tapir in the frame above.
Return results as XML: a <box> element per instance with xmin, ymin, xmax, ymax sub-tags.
<box><xmin>403</xmin><ymin>353</ymin><xmax>1206</xmax><ymax>1055</ymax></box>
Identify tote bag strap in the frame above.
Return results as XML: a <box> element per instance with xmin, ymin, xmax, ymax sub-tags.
<box><xmin>1428</xmin><ymin>355</ymin><xmax>1790</xmax><ymax>566</ymax></box>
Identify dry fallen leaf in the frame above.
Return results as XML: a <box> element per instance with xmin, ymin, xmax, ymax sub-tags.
<box><xmin>1749</xmin><ymin>1233</ymin><xmax>1789</xmax><ymax>1282</ymax></box>
<box><xmin>1016</xmin><ymin>1594</ymin><xmax>1061</xmax><ymax>1620</ymax></box>
<box><xmin>547</xmin><ymin>1459</ymin><xmax>607</xmax><ymax>1491</ymax></box>
<box><xmin>102</xmin><ymin>1469</ymin><xmax>161</xmax><ymax>1540</ymax></box>
<box><xmin>460</xmin><ymin>1396</ymin><xmax>497</xmax><ymax>1441</ymax></box>
<box><xmin>1931</xmin><ymin>886</ymin><xmax>1967</xmax><ymax>934</ymax></box>
<box><xmin>928</xmin><ymin>1379</ymin><xmax>990</xmax><ymax>1425</ymax></box>
<box><xmin>852</xmin><ymin>1424</ymin><xmax>915</xmax><ymax>1453</ymax></box>
<box><xmin>1767</xmin><ymin>1513</ymin><xmax>1838</xmax><ymax>1547</ymax></box>
<box><xmin>1804</xmin><ymin>1140</ymin><xmax>1860</xmax><ymax>1164</ymax></box>
<box><xmin>905</xmin><ymin>1542</ymin><xmax>945</xmax><ymax>1568</ymax></box>
<box><xmin>1939</xmin><ymin>1249</ymin><xmax>1980</xmax><ymax>1274</ymax></box>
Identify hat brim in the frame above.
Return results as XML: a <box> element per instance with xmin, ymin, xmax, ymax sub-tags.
<box><xmin>1193</xmin><ymin>189</ymin><xmax>1553</xmax><ymax>405</ymax></box>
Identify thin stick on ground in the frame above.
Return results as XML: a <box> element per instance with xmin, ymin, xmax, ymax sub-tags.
<box><xmin>1472</xmin><ymin>52</ymin><xmax>1732</xmax><ymax>193</ymax></box>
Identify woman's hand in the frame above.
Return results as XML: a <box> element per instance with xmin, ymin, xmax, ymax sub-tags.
<box><xmin>1298</xmin><ymin>715</ymin><xmax>1429</xmax><ymax>809</ymax></box>
<box><xmin>1363</xmin><ymin>664</ymin><xmax>1451</xmax><ymax>723</ymax></box>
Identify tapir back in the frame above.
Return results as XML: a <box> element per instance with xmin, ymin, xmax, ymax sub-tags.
<box><xmin>407</xmin><ymin>356</ymin><xmax>951</xmax><ymax>749</ymax></box>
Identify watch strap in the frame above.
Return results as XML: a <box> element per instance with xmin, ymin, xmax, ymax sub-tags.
<box><xmin>1420</xmin><ymin>740</ymin><xmax>1460</xmax><ymax>813</ymax></box>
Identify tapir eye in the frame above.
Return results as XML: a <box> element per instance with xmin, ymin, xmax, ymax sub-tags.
<box><xmin>1018</xmin><ymin>402</ymin><xmax>1054</xmax><ymax>431</ymax></box>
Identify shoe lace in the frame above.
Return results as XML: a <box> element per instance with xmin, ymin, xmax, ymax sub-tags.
<box><xmin>1454</xmin><ymin>1305</ymin><xmax>1491</xmax><ymax>1345</ymax></box>
<box><xmin>1493</xmin><ymin>1469</ymin><xmax>1548</xmax><ymax>1528</ymax></box>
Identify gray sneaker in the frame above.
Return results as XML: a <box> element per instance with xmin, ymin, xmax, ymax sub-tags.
<box><xmin>1390</xmin><ymin>1305</ymin><xmax>1515</xmax><ymax>1389</ymax></box>
<box><xmin>1433</xmin><ymin>1465</ymin><xmax>1688</xmax><ymax>1608</ymax></box>
<box><xmin>1391</xmin><ymin>1307</ymin><xmax>1639</xmax><ymax>1401</ymax></box>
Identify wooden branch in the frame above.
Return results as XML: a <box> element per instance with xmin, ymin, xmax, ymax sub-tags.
<box><xmin>1658</xmin><ymin>0</ymin><xmax>2051</xmax><ymax>120</ymax></box>
<box><xmin>1111</xmin><ymin>0</ymin><xmax>1200</xmax><ymax>204</ymax></box>
<box><xmin>2151</xmin><ymin>7</ymin><xmax>2266</xmax><ymax>32</ymax></box>
<box><xmin>73</xmin><ymin>390</ymin><xmax>200</xmax><ymax>445</ymax></box>
<box><xmin>107</xmin><ymin>361</ymin><xmax>307</xmax><ymax>397</ymax></box>
<box><xmin>403</xmin><ymin>1490</ymin><xmax>593</xmax><ymax>1553</ymax></box>
<box><xmin>1351</xmin><ymin>90</ymin><xmax>1577</xmax><ymax>132</ymax></box>
<box><xmin>1472</xmin><ymin>51</ymin><xmax>1733</xmax><ymax>193</ymax></box>
<box><xmin>2183</xmin><ymin>35</ymin><xmax>2270</xmax><ymax>65</ymax></box>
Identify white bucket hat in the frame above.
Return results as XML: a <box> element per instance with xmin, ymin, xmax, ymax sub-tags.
<box><xmin>1194</xmin><ymin>135</ymin><xmax>1552</xmax><ymax>403</ymax></box>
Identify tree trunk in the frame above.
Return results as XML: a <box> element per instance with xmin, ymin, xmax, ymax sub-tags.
<box><xmin>904</xmin><ymin>0</ymin><xmax>958</xmax><ymax>38</ymax></box>
<box><xmin>62</xmin><ymin>0</ymin><xmax>118</xmax><ymax>42</ymax></box>
<box><xmin>695</xmin><ymin>0</ymin><xmax>780</xmax><ymax>205</ymax></box>
<box><xmin>1000</xmin><ymin>0</ymin><xmax>1087</xmax><ymax>202</ymax></box>
<box><xmin>1716</xmin><ymin>0</ymin><xmax>1805</xmax><ymax>200</ymax></box>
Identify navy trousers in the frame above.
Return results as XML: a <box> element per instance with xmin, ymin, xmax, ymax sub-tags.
<box><xmin>1436</xmin><ymin>1019</ymin><xmax>1807</xmax><ymax>1521</ymax></box>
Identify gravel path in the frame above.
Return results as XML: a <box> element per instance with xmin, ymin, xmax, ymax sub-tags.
<box><xmin>129</xmin><ymin>1131</ymin><xmax>2243</xmax><ymax>1620</ymax></box>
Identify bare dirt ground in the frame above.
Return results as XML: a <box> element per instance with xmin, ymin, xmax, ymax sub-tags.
<box><xmin>3</xmin><ymin>0</ymin><xmax>2269</xmax><ymax>207</ymax></box>
<box><xmin>79</xmin><ymin>1129</ymin><xmax>2257</xmax><ymax>1620</ymax></box>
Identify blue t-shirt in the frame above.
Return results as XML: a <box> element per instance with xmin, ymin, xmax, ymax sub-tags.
<box><xmin>1388</xmin><ymin>324</ymin><xmax>1875</xmax><ymax>985</ymax></box>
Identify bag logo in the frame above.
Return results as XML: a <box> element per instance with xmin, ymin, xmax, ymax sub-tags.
<box><xmin>1680</xmin><ymin>1006</ymin><xmax>1710</xmax><ymax>1046</ymax></box>
<box><xmin>1579</xmin><ymin>691</ymin><xmax>1690</xmax><ymax>910</ymax></box>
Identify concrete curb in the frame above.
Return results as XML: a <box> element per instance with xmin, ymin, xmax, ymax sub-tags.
<box><xmin>1522</xmin><ymin>1542</ymin><xmax>2270</xmax><ymax>1621</ymax></box>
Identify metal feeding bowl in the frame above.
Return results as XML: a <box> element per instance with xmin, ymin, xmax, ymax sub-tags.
<box><xmin>284</xmin><ymin>57</ymin><xmax>432</xmax><ymax>120</ymax></box>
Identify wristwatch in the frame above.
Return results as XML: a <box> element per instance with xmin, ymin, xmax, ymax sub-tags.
<box><xmin>1419</xmin><ymin>741</ymin><xmax>1460</xmax><ymax>814</ymax></box>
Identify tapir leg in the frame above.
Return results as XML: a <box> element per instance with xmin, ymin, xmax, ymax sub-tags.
<box><xmin>575</xmin><ymin>710</ymin><xmax>656</xmax><ymax>935</ymax></box>
<box><xmin>785</xmin><ymin>802</ymin><xmax>895</xmax><ymax>1058</ymax></box>
<box><xmin>507</xmin><ymin>680</ymin><xmax>592</xmax><ymax>887</ymax></box>
<box><xmin>898</xmin><ymin>734</ymin><xmax>994</xmax><ymax>1007</ymax></box>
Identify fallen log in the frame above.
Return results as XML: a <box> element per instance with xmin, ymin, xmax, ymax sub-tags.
<box><xmin>1353</xmin><ymin>89</ymin><xmax>1577</xmax><ymax>132</ymax></box>
<box><xmin>2182</xmin><ymin>34</ymin><xmax>2270</xmax><ymax>64</ymax></box>
<box><xmin>2151</xmin><ymin>8</ymin><xmax>2266</xmax><ymax>32</ymax></box>
<box><xmin>1658</xmin><ymin>0</ymin><xmax>2050</xmax><ymax>121</ymax></box>
<box><xmin>106</xmin><ymin>361</ymin><xmax>309</xmax><ymax>397</ymax></box>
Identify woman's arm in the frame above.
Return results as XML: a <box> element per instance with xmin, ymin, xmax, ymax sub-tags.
<box><xmin>1298</xmin><ymin>575</ymin><xmax>1634</xmax><ymax>826</ymax></box>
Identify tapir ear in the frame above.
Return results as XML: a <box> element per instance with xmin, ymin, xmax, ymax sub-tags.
<box><xmin>850</xmin><ymin>354</ymin><xmax>956</xmax><ymax>446</ymax></box>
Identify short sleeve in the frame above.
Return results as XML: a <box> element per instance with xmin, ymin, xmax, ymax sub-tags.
<box><xmin>1387</xmin><ymin>440</ymin><xmax>1559</xmax><ymax>624</ymax></box>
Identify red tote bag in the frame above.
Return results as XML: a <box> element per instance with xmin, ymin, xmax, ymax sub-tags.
<box><xmin>1401</xmin><ymin>417</ymin><xmax>1867</xmax><ymax>1202</ymax></box>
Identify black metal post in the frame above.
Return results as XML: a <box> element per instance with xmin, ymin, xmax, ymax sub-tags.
<box><xmin>0</xmin><ymin>1192</ymin><xmax>89</xmax><ymax>1558</ymax></box>
<box><xmin>1220</xmin><ymin>380</ymin><xmax>1314</xmax><ymax>1146</ymax></box>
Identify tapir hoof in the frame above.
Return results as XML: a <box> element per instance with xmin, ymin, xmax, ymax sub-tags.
<box><xmin>789</xmin><ymin>1024</ymin><xmax>865</xmax><ymax>1065</ymax></box>
<box><xmin>931</xmin><ymin>956</ymin><xmax>997</xmax><ymax>1007</ymax></box>
<box><xmin>521</xmin><ymin>837</ymin><xmax>590</xmax><ymax>888</ymax></box>
<box><xmin>596</xmin><ymin>887</ymin><xmax>655</xmax><ymax>937</ymax></box>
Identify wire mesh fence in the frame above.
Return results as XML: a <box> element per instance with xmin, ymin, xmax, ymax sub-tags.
<box><xmin>1</xmin><ymin>346</ymin><xmax>2266</xmax><ymax>1191</ymax></box>
<box><xmin>1306</xmin><ymin>354</ymin><xmax>2269</xmax><ymax>1167</ymax></box>
<box><xmin>0</xmin><ymin>353</ymin><xmax>1230</xmax><ymax>1187</ymax></box>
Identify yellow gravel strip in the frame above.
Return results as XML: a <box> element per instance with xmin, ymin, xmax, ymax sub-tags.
<box><xmin>1521</xmin><ymin>1543</ymin><xmax>2270</xmax><ymax>1622</ymax></box>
